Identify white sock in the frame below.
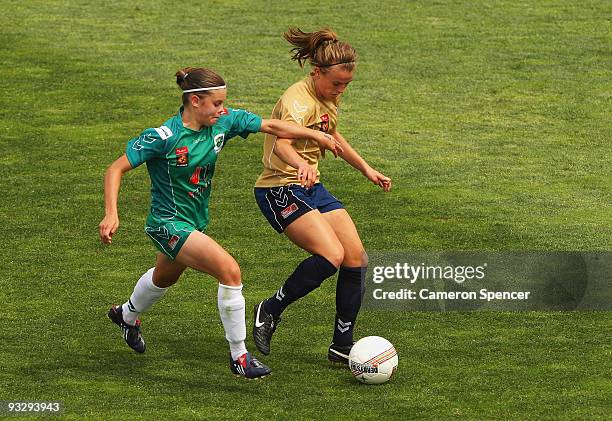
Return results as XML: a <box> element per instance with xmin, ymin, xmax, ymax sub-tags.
<box><xmin>121</xmin><ymin>268</ymin><xmax>167</xmax><ymax>326</ymax></box>
<box><xmin>217</xmin><ymin>283</ymin><xmax>248</xmax><ymax>360</ymax></box>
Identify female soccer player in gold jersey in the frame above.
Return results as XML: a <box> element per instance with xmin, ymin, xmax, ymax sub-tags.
<box><xmin>253</xmin><ymin>28</ymin><xmax>392</xmax><ymax>364</ymax></box>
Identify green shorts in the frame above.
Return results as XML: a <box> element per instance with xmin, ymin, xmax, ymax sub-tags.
<box><xmin>145</xmin><ymin>220</ymin><xmax>202</xmax><ymax>260</ymax></box>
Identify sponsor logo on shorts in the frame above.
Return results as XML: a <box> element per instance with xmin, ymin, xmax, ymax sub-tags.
<box><xmin>176</xmin><ymin>147</ymin><xmax>189</xmax><ymax>167</ymax></box>
<box><xmin>168</xmin><ymin>235</ymin><xmax>180</xmax><ymax>250</ymax></box>
<box><xmin>280</xmin><ymin>203</ymin><xmax>299</xmax><ymax>219</ymax></box>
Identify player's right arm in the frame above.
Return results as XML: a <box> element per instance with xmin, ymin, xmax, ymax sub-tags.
<box><xmin>273</xmin><ymin>138</ymin><xmax>318</xmax><ymax>189</ymax></box>
<box><xmin>99</xmin><ymin>154</ymin><xmax>133</xmax><ymax>244</ymax></box>
<box><xmin>100</xmin><ymin>127</ymin><xmax>169</xmax><ymax>244</ymax></box>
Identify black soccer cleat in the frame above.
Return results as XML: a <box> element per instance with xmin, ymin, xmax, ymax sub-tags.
<box><xmin>328</xmin><ymin>342</ymin><xmax>354</xmax><ymax>365</ymax></box>
<box><xmin>253</xmin><ymin>300</ymin><xmax>281</xmax><ymax>356</ymax></box>
<box><xmin>229</xmin><ymin>352</ymin><xmax>272</xmax><ymax>379</ymax></box>
<box><xmin>107</xmin><ymin>305</ymin><xmax>146</xmax><ymax>353</ymax></box>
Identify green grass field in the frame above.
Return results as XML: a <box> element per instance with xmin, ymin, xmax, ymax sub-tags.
<box><xmin>1</xmin><ymin>0</ymin><xmax>610</xmax><ymax>419</ymax></box>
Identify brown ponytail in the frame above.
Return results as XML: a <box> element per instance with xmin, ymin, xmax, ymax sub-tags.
<box><xmin>175</xmin><ymin>67</ymin><xmax>225</xmax><ymax>105</ymax></box>
<box><xmin>283</xmin><ymin>27</ymin><xmax>357</xmax><ymax>72</ymax></box>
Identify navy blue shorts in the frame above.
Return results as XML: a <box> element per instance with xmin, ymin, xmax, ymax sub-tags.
<box><xmin>254</xmin><ymin>183</ymin><xmax>344</xmax><ymax>233</ymax></box>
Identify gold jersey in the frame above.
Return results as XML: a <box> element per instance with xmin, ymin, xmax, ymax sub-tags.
<box><xmin>255</xmin><ymin>76</ymin><xmax>338</xmax><ymax>187</ymax></box>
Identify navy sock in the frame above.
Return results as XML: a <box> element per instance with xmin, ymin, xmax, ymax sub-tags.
<box><xmin>333</xmin><ymin>266</ymin><xmax>366</xmax><ymax>346</ymax></box>
<box><xmin>264</xmin><ymin>254</ymin><xmax>338</xmax><ymax>318</ymax></box>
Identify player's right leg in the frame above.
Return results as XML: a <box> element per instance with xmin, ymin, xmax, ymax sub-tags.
<box><xmin>108</xmin><ymin>220</ymin><xmax>192</xmax><ymax>354</ymax></box>
<box><xmin>108</xmin><ymin>253</ymin><xmax>187</xmax><ymax>353</ymax></box>
<box><xmin>174</xmin><ymin>230</ymin><xmax>271</xmax><ymax>379</ymax></box>
<box><xmin>253</xmin><ymin>209</ymin><xmax>344</xmax><ymax>355</ymax></box>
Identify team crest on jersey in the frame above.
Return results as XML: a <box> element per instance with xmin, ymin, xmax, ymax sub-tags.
<box><xmin>176</xmin><ymin>147</ymin><xmax>189</xmax><ymax>167</ymax></box>
<box><xmin>220</xmin><ymin>108</ymin><xmax>228</xmax><ymax>115</ymax></box>
<box><xmin>213</xmin><ymin>133</ymin><xmax>225</xmax><ymax>154</ymax></box>
<box><xmin>320</xmin><ymin>114</ymin><xmax>329</xmax><ymax>132</ymax></box>
<box><xmin>291</xmin><ymin>101</ymin><xmax>308</xmax><ymax>125</ymax></box>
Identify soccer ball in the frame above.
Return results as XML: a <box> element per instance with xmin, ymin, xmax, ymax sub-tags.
<box><xmin>349</xmin><ymin>336</ymin><xmax>398</xmax><ymax>384</ymax></box>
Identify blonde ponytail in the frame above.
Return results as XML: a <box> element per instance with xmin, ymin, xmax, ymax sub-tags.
<box><xmin>283</xmin><ymin>27</ymin><xmax>357</xmax><ymax>72</ymax></box>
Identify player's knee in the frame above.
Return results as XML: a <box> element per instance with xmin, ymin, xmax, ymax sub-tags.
<box><xmin>342</xmin><ymin>247</ymin><xmax>368</xmax><ymax>268</ymax></box>
<box><xmin>218</xmin><ymin>261</ymin><xmax>242</xmax><ymax>286</ymax></box>
<box><xmin>325</xmin><ymin>245</ymin><xmax>345</xmax><ymax>268</ymax></box>
<box><xmin>361</xmin><ymin>250</ymin><xmax>369</xmax><ymax>268</ymax></box>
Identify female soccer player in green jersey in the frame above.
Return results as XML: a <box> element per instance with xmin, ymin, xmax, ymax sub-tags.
<box><xmin>253</xmin><ymin>28</ymin><xmax>392</xmax><ymax>364</ymax></box>
<box><xmin>99</xmin><ymin>66</ymin><xmax>341</xmax><ymax>379</ymax></box>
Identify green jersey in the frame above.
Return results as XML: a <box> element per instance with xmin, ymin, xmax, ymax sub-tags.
<box><xmin>126</xmin><ymin>107</ymin><xmax>262</xmax><ymax>231</ymax></box>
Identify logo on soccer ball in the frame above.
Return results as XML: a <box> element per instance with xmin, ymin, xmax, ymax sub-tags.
<box><xmin>350</xmin><ymin>361</ymin><xmax>379</xmax><ymax>373</ymax></box>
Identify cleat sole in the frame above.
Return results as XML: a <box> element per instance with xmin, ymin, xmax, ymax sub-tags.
<box><xmin>233</xmin><ymin>373</ymin><xmax>271</xmax><ymax>380</ymax></box>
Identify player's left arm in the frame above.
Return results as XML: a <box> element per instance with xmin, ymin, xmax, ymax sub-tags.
<box><xmin>260</xmin><ymin>119</ymin><xmax>343</xmax><ymax>157</ymax></box>
<box><xmin>333</xmin><ymin>130</ymin><xmax>392</xmax><ymax>192</ymax></box>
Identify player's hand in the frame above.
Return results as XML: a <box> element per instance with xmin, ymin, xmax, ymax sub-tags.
<box><xmin>297</xmin><ymin>161</ymin><xmax>317</xmax><ymax>189</ymax></box>
<box><xmin>99</xmin><ymin>214</ymin><xmax>119</xmax><ymax>244</ymax></box>
<box><xmin>364</xmin><ymin>168</ymin><xmax>392</xmax><ymax>192</ymax></box>
<box><xmin>316</xmin><ymin>132</ymin><xmax>343</xmax><ymax>158</ymax></box>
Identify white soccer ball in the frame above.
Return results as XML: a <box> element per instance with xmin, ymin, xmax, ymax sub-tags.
<box><xmin>349</xmin><ymin>336</ymin><xmax>398</xmax><ymax>384</ymax></box>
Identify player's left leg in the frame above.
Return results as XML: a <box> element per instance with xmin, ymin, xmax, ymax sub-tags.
<box><xmin>321</xmin><ymin>208</ymin><xmax>367</xmax><ymax>363</ymax></box>
<box><xmin>175</xmin><ymin>230</ymin><xmax>271</xmax><ymax>378</ymax></box>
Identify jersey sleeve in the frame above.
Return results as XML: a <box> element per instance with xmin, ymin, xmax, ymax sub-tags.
<box><xmin>125</xmin><ymin>127</ymin><xmax>170</xmax><ymax>168</ymax></box>
<box><xmin>224</xmin><ymin>108</ymin><xmax>263</xmax><ymax>140</ymax></box>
